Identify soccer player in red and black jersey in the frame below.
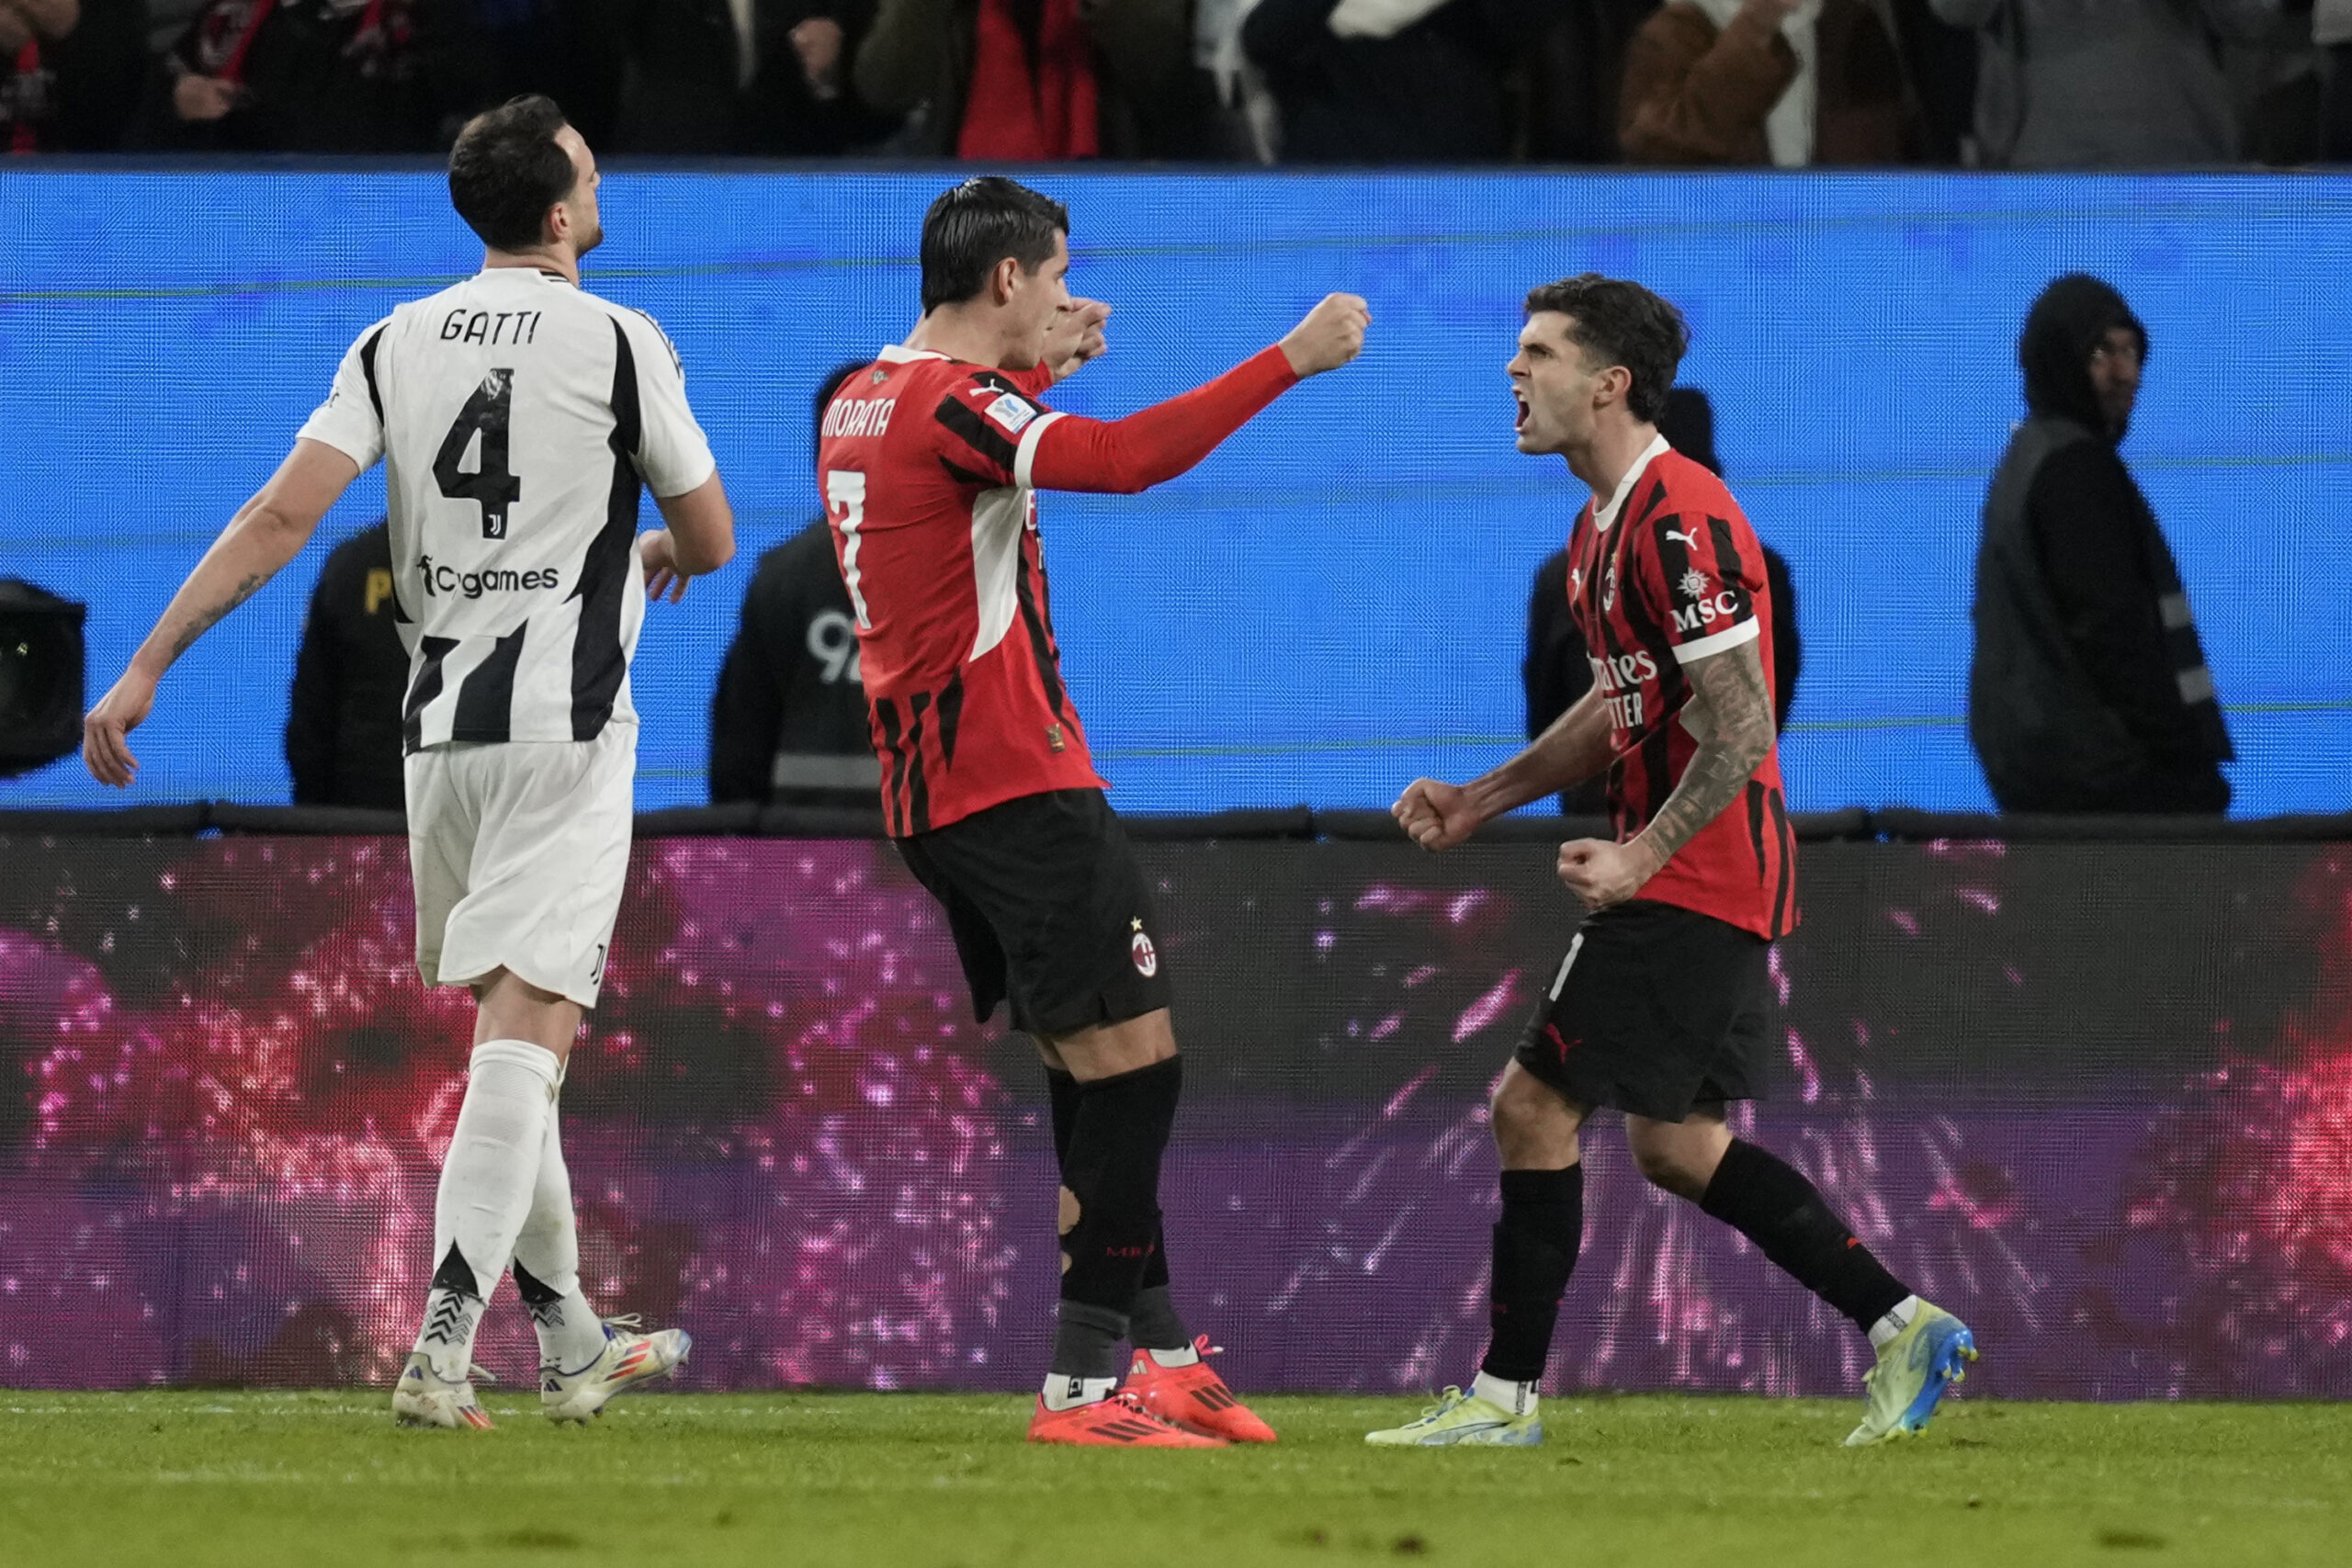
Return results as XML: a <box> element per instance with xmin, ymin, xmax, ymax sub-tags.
<box><xmin>819</xmin><ymin>177</ymin><xmax>1368</xmax><ymax>1447</ymax></box>
<box><xmin>1372</xmin><ymin>276</ymin><xmax>1977</xmax><ymax>1450</ymax></box>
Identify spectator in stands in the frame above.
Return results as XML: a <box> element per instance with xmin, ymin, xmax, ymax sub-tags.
<box><xmin>2325</xmin><ymin>0</ymin><xmax>2352</xmax><ymax>160</ymax></box>
<box><xmin>707</xmin><ymin>364</ymin><xmax>880</xmax><ymax>811</ymax></box>
<box><xmin>1243</xmin><ymin>0</ymin><xmax>1563</xmax><ymax>163</ymax></box>
<box><xmin>1525</xmin><ymin>388</ymin><xmax>1800</xmax><ymax>815</ymax></box>
<box><xmin>4</xmin><ymin>0</ymin><xmax>149</xmax><ymax>153</ymax></box>
<box><xmin>1929</xmin><ymin>0</ymin><xmax>2279</xmax><ymax>167</ymax></box>
<box><xmin>1620</xmin><ymin>0</ymin><xmax>1914</xmax><ymax>165</ymax></box>
<box><xmin>286</xmin><ymin>519</ymin><xmax>408</xmax><ymax>810</ymax></box>
<box><xmin>854</xmin><ymin>0</ymin><xmax>1217</xmax><ymax>159</ymax></box>
<box><xmin>599</xmin><ymin>0</ymin><xmax>898</xmax><ymax>153</ymax></box>
<box><xmin>1521</xmin><ymin>0</ymin><xmax>1656</xmax><ymax>163</ymax></box>
<box><xmin>1968</xmin><ymin>275</ymin><xmax>2233</xmax><ymax>816</ymax></box>
<box><xmin>147</xmin><ymin>0</ymin><xmax>489</xmax><ymax>152</ymax></box>
<box><xmin>1886</xmin><ymin>0</ymin><xmax>1976</xmax><ymax>164</ymax></box>
<box><xmin>5</xmin><ymin>0</ymin><xmax>149</xmax><ymax>154</ymax></box>
<box><xmin>1196</xmin><ymin>0</ymin><xmax>1280</xmax><ymax>162</ymax></box>
<box><xmin>469</xmin><ymin>0</ymin><xmax>623</xmax><ymax>147</ymax></box>
<box><xmin>2220</xmin><ymin>4</ymin><xmax>2324</xmax><ymax>165</ymax></box>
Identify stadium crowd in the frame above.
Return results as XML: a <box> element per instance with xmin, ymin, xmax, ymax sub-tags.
<box><xmin>5</xmin><ymin>0</ymin><xmax>2351</xmax><ymax>165</ymax></box>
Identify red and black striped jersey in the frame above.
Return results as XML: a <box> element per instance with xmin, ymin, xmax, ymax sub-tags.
<box><xmin>816</xmin><ymin>348</ymin><xmax>1101</xmax><ymax>834</ymax></box>
<box><xmin>1565</xmin><ymin>434</ymin><xmax>1797</xmax><ymax>940</ymax></box>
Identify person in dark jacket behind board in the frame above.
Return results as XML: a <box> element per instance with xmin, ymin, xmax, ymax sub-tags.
<box><xmin>708</xmin><ymin>362</ymin><xmax>883</xmax><ymax>811</ymax></box>
<box><xmin>286</xmin><ymin>517</ymin><xmax>410</xmax><ymax>809</ymax></box>
<box><xmin>1968</xmin><ymin>274</ymin><xmax>2233</xmax><ymax>815</ymax></box>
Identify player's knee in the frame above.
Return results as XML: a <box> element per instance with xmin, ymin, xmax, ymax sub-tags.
<box><xmin>1490</xmin><ymin>1071</ymin><xmax>1577</xmax><ymax>1165</ymax></box>
<box><xmin>1629</xmin><ymin>1133</ymin><xmax>1715</xmax><ymax>1200</ymax></box>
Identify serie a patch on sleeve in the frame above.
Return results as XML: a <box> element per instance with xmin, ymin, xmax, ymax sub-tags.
<box><xmin>982</xmin><ymin>392</ymin><xmax>1039</xmax><ymax>434</ymax></box>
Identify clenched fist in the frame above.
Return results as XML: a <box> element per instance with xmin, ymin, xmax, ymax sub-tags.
<box><xmin>1278</xmin><ymin>293</ymin><xmax>1371</xmax><ymax>378</ymax></box>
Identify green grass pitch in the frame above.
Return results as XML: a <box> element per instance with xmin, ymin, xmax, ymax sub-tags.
<box><xmin>1</xmin><ymin>1392</ymin><xmax>2345</xmax><ymax>1567</ymax></box>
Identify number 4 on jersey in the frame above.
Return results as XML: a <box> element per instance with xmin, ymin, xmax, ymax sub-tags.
<box><xmin>435</xmin><ymin>369</ymin><xmax>522</xmax><ymax>539</ymax></box>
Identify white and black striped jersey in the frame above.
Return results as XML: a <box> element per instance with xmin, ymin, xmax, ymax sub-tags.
<box><xmin>298</xmin><ymin>267</ymin><xmax>715</xmax><ymax>751</ymax></box>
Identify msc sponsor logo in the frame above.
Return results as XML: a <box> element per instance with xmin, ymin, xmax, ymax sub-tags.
<box><xmin>1671</xmin><ymin>592</ymin><xmax>1742</xmax><ymax>635</ymax></box>
<box><xmin>415</xmin><ymin>556</ymin><xmax>560</xmax><ymax>599</ymax></box>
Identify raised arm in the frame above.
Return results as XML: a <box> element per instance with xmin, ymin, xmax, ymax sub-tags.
<box><xmin>85</xmin><ymin>437</ymin><xmax>360</xmax><ymax>786</ymax></box>
<box><xmin>1555</xmin><ymin>637</ymin><xmax>1774</xmax><ymax>907</ymax></box>
<box><xmin>1393</xmin><ymin>686</ymin><xmax>1614</xmax><ymax>852</ymax></box>
<box><xmin>1023</xmin><ymin>293</ymin><xmax>1367</xmax><ymax>494</ymax></box>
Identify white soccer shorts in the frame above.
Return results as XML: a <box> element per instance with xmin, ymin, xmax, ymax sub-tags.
<box><xmin>404</xmin><ymin>723</ymin><xmax>636</xmax><ymax>1009</ymax></box>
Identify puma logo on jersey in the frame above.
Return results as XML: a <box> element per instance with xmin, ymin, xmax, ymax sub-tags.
<box><xmin>1665</xmin><ymin>528</ymin><xmax>1702</xmax><ymax>547</ymax></box>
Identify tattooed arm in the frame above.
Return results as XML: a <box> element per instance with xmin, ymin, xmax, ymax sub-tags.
<box><xmin>1555</xmin><ymin>637</ymin><xmax>1774</xmax><ymax>908</ymax></box>
<box><xmin>84</xmin><ymin>439</ymin><xmax>361</xmax><ymax>787</ymax></box>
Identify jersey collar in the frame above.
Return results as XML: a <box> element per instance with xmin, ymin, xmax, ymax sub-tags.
<box><xmin>1591</xmin><ymin>432</ymin><xmax>1672</xmax><ymax>530</ymax></box>
<box><xmin>472</xmin><ymin>265</ymin><xmax>577</xmax><ymax>288</ymax></box>
<box><xmin>877</xmin><ymin>344</ymin><xmax>951</xmax><ymax>363</ymax></box>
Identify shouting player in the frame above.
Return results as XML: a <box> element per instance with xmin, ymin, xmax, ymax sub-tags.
<box><xmin>1370</xmin><ymin>276</ymin><xmax>1975</xmax><ymax>1449</ymax></box>
<box><xmin>82</xmin><ymin>96</ymin><xmax>732</xmax><ymax>1430</ymax></box>
<box><xmin>820</xmin><ymin>177</ymin><xmax>1366</xmax><ymax>1446</ymax></box>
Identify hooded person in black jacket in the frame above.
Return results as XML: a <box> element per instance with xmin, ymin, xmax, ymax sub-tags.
<box><xmin>1967</xmin><ymin>274</ymin><xmax>2233</xmax><ymax>815</ymax></box>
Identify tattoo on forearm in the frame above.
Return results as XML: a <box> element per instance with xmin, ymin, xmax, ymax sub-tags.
<box><xmin>1641</xmin><ymin>643</ymin><xmax>1774</xmax><ymax>868</ymax></box>
<box><xmin>164</xmin><ymin>572</ymin><xmax>268</xmax><ymax>664</ymax></box>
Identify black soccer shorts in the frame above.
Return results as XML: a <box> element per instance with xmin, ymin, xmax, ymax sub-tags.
<box><xmin>893</xmin><ymin>787</ymin><xmax>1173</xmax><ymax>1038</ymax></box>
<box><xmin>1511</xmin><ymin>898</ymin><xmax>1770</xmax><ymax>1122</ymax></box>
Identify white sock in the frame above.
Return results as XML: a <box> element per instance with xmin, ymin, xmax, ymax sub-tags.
<box><xmin>510</xmin><ymin>1083</ymin><xmax>608</xmax><ymax>1375</ymax></box>
<box><xmin>1473</xmin><ymin>1369</ymin><xmax>1539</xmax><ymax>1418</ymax></box>
<box><xmin>1868</xmin><ymin>1294</ymin><xmax>1922</xmax><ymax>1351</ymax></box>
<box><xmin>412</xmin><ymin>1040</ymin><xmax>560</xmax><ymax>1380</ymax></box>
<box><xmin>1040</xmin><ymin>1373</ymin><xmax>1119</xmax><ymax>1411</ymax></box>
<box><xmin>1146</xmin><ymin>1344</ymin><xmax>1201</xmax><ymax>1370</ymax></box>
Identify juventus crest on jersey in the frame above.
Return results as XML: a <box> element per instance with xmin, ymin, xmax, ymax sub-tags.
<box><xmin>299</xmin><ymin>267</ymin><xmax>715</xmax><ymax>751</ymax></box>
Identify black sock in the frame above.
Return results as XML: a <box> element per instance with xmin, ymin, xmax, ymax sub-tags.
<box><xmin>1045</xmin><ymin>1066</ymin><xmax>1081</xmax><ymax>1167</ymax></box>
<box><xmin>1478</xmin><ymin>1165</ymin><xmax>1583</xmax><ymax>1385</ymax></box>
<box><xmin>1050</xmin><ymin>1065</ymin><xmax>1182</xmax><ymax>1349</ymax></box>
<box><xmin>1052</xmin><ymin>1055</ymin><xmax>1182</xmax><ymax>1375</ymax></box>
<box><xmin>1049</xmin><ymin>1301</ymin><xmax>1128</xmax><ymax>1383</ymax></box>
<box><xmin>1699</xmin><ymin>1138</ymin><xmax>1908</xmax><ymax>1333</ymax></box>
<box><xmin>1128</xmin><ymin>1281</ymin><xmax>1191</xmax><ymax>1354</ymax></box>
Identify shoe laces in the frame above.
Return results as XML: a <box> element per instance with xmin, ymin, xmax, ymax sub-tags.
<box><xmin>469</xmin><ymin>1364</ymin><xmax>498</xmax><ymax>1386</ymax></box>
<box><xmin>605</xmin><ymin>1314</ymin><xmax>643</xmax><ymax>1331</ymax></box>
<box><xmin>1407</xmin><ymin>1386</ymin><xmax>1471</xmax><ymax>1425</ymax></box>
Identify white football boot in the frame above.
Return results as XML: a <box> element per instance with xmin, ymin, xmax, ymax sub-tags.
<box><xmin>391</xmin><ymin>1352</ymin><xmax>494</xmax><ymax>1430</ymax></box>
<box><xmin>540</xmin><ymin>1317</ymin><xmax>693</xmax><ymax>1424</ymax></box>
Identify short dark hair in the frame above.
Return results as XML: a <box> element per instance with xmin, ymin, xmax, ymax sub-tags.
<box><xmin>920</xmin><ymin>178</ymin><xmax>1069</xmax><ymax>315</ymax></box>
<box><xmin>1524</xmin><ymin>275</ymin><xmax>1689</xmax><ymax>423</ymax></box>
<box><xmin>448</xmin><ymin>96</ymin><xmax>576</xmax><ymax>253</ymax></box>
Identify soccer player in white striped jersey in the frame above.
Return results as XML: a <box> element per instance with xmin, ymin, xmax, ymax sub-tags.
<box><xmin>82</xmin><ymin>96</ymin><xmax>735</xmax><ymax>1430</ymax></box>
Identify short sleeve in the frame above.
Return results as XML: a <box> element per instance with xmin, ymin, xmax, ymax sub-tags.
<box><xmin>296</xmin><ymin>319</ymin><xmax>392</xmax><ymax>471</ymax></box>
<box><xmin>931</xmin><ymin>372</ymin><xmax>1060</xmax><ymax>489</ymax></box>
<box><xmin>619</xmin><ymin>310</ymin><xmax>718</xmax><ymax>498</ymax></box>
<box><xmin>1643</xmin><ymin>510</ymin><xmax>1766</xmax><ymax>664</ymax></box>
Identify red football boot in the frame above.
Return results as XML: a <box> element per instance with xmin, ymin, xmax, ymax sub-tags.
<box><xmin>1026</xmin><ymin>1388</ymin><xmax>1226</xmax><ymax>1448</ymax></box>
<box><xmin>1124</xmin><ymin>1337</ymin><xmax>1278</xmax><ymax>1443</ymax></box>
